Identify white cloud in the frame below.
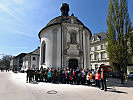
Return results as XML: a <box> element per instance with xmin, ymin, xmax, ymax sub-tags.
<box><xmin>0</xmin><ymin>4</ymin><xmax>35</xmax><ymax>38</ymax></box>
<box><xmin>0</xmin><ymin>4</ymin><xmax>24</xmax><ymax>24</ymax></box>
<box><xmin>14</xmin><ymin>30</ymin><xmax>35</xmax><ymax>37</ymax></box>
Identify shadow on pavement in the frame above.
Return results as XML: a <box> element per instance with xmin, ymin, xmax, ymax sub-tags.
<box><xmin>107</xmin><ymin>78</ymin><xmax>133</xmax><ymax>87</ymax></box>
<box><xmin>107</xmin><ymin>88</ymin><xmax>128</xmax><ymax>94</ymax></box>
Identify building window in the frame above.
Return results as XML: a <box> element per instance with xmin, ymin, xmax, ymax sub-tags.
<box><xmin>70</xmin><ymin>32</ymin><xmax>76</xmax><ymax>44</ymax></box>
<box><xmin>94</xmin><ymin>37</ymin><xmax>97</xmax><ymax>41</ymax></box>
<box><xmin>94</xmin><ymin>54</ymin><xmax>98</xmax><ymax>60</ymax></box>
<box><xmin>90</xmin><ymin>54</ymin><xmax>92</xmax><ymax>60</ymax></box>
<box><xmin>90</xmin><ymin>65</ymin><xmax>92</xmax><ymax>69</ymax></box>
<box><xmin>101</xmin><ymin>52</ymin><xmax>104</xmax><ymax>59</ymax></box>
<box><xmin>32</xmin><ymin>57</ymin><xmax>36</xmax><ymax>61</ymax></box>
<box><xmin>101</xmin><ymin>44</ymin><xmax>104</xmax><ymax>50</ymax></box>
<box><xmin>94</xmin><ymin>46</ymin><xmax>97</xmax><ymax>51</ymax></box>
<box><xmin>95</xmin><ymin>64</ymin><xmax>98</xmax><ymax>69</ymax></box>
<box><xmin>90</xmin><ymin>48</ymin><xmax>91</xmax><ymax>52</ymax></box>
<box><xmin>42</xmin><ymin>42</ymin><xmax>46</xmax><ymax>64</ymax></box>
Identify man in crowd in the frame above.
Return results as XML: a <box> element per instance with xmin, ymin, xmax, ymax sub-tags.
<box><xmin>101</xmin><ymin>68</ymin><xmax>108</xmax><ymax>91</ymax></box>
<box><xmin>26</xmin><ymin>67</ymin><xmax>31</xmax><ymax>83</ymax></box>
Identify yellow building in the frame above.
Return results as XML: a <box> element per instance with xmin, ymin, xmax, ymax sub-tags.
<box><xmin>90</xmin><ymin>32</ymin><xmax>109</xmax><ymax>70</ymax></box>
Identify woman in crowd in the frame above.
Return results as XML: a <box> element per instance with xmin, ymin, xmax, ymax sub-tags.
<box><xmin>95</xmin><ymin>69</ymin><xmax>100</xmax><ymax>88</ymax></box>
<box><xmin>47</xmin><ymin>70</ymin><xmax>52</xmax><ymax>83</ymax></box>
<box><xmin>86</xmin><ymin>71</ymin><xmax>90</xmax><ymax>86</ymax></box>
<box><xmin>89</xmin><ymin>71</ymin><xmax>93</xmax><ymax>86</ymax></box>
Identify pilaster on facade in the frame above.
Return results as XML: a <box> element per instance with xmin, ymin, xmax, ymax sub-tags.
<box><xmin>62</xmin><ymin>26</ymin><xmax>68</xmax><ymax>50</ymax></box>
<box><xmin>52</xmin><ymin>28</ymin><xmax>58</xmax><ymax>67</ymax></box>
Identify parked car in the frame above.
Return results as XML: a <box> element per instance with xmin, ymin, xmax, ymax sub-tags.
<box><xmin>112</xmin><ymin>71</ymin><xmax>120</xmax><ymax>78</ymax></box>
<box><xmin>128</xmin><ymin>72</ymin><xmax>133</xmax><ymax>79</ymax></box>
<box><xmin>108</xmin><ymin>71</ymin><xmax>113</xmax><ymax>77</ymax></box>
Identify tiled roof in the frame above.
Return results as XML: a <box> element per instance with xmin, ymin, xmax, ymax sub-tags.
<box><xmin>97</xmin><ymin>32</ymin><xmax>107</xmax><ymax>40</ymax></box>
<box><xmin>91</xmin><ymin>32</ymin><xmax>107</xmax><ymax>42</ymax></box>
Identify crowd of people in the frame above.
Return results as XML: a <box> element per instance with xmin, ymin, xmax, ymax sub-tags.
<box><xmin>26</xmin><ymin>67</ymin><xmax>108</xmax><ymax>91</ymax></box>
<box><xmin>0</xmin><ymin>68</ymin><xmax>9</xmax><ymax>72</ymax></box>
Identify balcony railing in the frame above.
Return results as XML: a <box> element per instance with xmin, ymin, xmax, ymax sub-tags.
<box><xmin>90</xmin><ymin>58</ymin><xmax>109</xmax><ymax>62</ymax></box>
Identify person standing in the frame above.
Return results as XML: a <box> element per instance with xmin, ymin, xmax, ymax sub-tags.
<box><xmin>73</xmin><ymin>69</ymin><xmax>76</xmax><ymax>84</ymax></box>
<box><xmin>26</xmin><ymin>67</ymin><xmax>30</xmax><ymax>83</ymax></box>
<box><xmin>76</xmin><ymin>68</ymin><xmax>80</xmax><ymax>85</ymax></box>
<box><xmin>40</xmin><ymin>68</ymin><xmax>44</xmax><ymax>81</ymax></box>
<box><xmin>29</xmin><ymin>68</ymin><xmax>32</xmax><ymax>83</ymax></box>
<box><xmin>44</xmin><ymin>68</ymin><xmax>48</xmax><ymax>82</ymax></box>
<box><xmin>101</xmin><ymin>68</ymin><xmax>108</xmax><ymax>91</ymax></box>
<box><xmin>86</xmin><ymin>71</ymin><xmax>90</xmax><ymax>86</ymax></box>
<box><xmin>59</xmin><ymin>68</ymin><xmax>63</xmax><ymax>83</ymax></box>
<box><xmin>31</xmin><ymin>68</ymin><xmax>35</xmax><ymax>82</ymax></box>
<box><xmin>62</xmin><ymin>69</ymin><xmax>66</xmax><ymax>84</ymax></box>
<box><xmin>95</xmin><ymin>70</ymin><xmax>100</xmax><ymax>88</ymax></box>
<box><xmin>69</xmin><ymin>68</ymin><xmax>73</xmax><ymax>84</ymax></box>
<box><xmin>81</xmin><ymin>69</ymin><xmax>86</xmax><ymax>85</ymax></box>
<box><xmin>35</xmin><ymin>68</ymin><xmax>38</xmax><ymax>82</ymax></box>
<box><xmin>89</xmin><ymin>71</ymin><xmax>93</xmax><ymax>86</ymax></box>
<box><xmin>120</xmin><ymin>68</ymin><xmax>124</xmax><ymax>84</ymax></box>
<box><xmin>66</xmin><ymin>68</ymin><xmax>70</xmax><ymax>84</ymax></box>
<box><xmin>48</xmin><ymin>70</ymin><xmax>52</xmax><ymax>83</ymax></box>
<box><xmin>53</xmin><ymin>68</ymin><xmax>57</xmax><ymax>83</ymax></box>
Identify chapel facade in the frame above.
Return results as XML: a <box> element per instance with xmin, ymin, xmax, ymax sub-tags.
<box><xmin>39</xmin><ymin>3</ymin><xmax>92</xmax><ymax>69</ymax></box>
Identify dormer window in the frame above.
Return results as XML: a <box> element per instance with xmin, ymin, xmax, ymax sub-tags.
<box><xmin>97</xmin><ymin>36</ymin><xmax>101</xmax><ymax>41</ymax></box>
<box><xmin>33</xmin><ymin>57</ymin><xmax>36</xmax><ymax>61</ymax></box>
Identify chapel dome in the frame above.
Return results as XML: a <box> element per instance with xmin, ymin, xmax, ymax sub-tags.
<box><xmin>46</xmin><ymin>3</ymin><xmax>84</xmax><ymax>27</ymax></box>
<box><xmin>46</xmin><ymin>15</ymin><xmax>84</xmax><ymax>27</ymax></box>
<box><xmin>39</xmin><ymin>3</ymin><xmax>92</xmax><ymax>39</ymax></box>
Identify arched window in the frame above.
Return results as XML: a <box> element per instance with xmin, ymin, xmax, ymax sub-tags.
<box><xmin>70</xmin><ymin>32</ymin><xmax>77</xmax><ymax>44</ymax></box>
<box><xmin>42</xmin><ymin>41</ymin><xmax>46</xmax><ymax>64</ymax></box>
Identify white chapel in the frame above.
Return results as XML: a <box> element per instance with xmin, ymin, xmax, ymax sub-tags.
<box><xmin>38</xmin><ymin>3</ymin><xmax>92</xmax><ymax>69</ymax></box>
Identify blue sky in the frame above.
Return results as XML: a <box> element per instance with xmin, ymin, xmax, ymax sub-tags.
<box><xmin>0</xmin><ymin>0</ymin><xmax>133</xmax><ymax>58</ymax></box>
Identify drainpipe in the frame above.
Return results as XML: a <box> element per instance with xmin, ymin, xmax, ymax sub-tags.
<box><xmin>82</xmin><ymin>29</ymin><xmax>84</xmax><ymax>68</ymax></box>
<box><xmin>60</xmin><ymin>23</ymin><xmax>62</xmax><ymax>68</ymax></box>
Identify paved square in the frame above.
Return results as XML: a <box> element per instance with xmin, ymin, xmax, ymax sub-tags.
<box><xmin>0</xmin><ymin>71</ymin><xmax>133</xmax><ymax>100</ymax></box>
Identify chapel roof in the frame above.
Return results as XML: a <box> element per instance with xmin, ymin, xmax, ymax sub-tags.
<box><xmin>38</xmin><ymin>3</ymin><xmax>92</xmax><ymax>39</ymax></box>
<box><xmin>46</xmin><ymin>15</ymin><xmax>84</xmax><ymax>27</ymax></box>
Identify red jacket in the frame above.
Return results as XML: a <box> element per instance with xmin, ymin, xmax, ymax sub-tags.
<box><xmin>95</xmin><ymin>72</ymin><xmax>100</xmax><ymax>80</ymax></box>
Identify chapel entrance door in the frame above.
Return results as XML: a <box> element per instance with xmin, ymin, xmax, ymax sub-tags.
<box><xmin>68</xmin><ymin>59</ymin><xmax>78</xmax><ymax>69</ymax></box>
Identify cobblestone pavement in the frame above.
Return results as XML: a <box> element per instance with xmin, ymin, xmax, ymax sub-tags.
<box><xmin>0</xmin><ymin>71</ymin><xmax>133</xmax><ymax>100</ymax></box>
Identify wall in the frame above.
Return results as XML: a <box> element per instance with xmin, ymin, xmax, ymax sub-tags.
<box><xmin>39</xmin><ymin>23</ymin><xmax>91</xmax><ymax>69</ymax></box>
<box><xmin>90</xmin><ymin>40</ymin><xmax>109</xmax><ymax>70</ymax></box>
